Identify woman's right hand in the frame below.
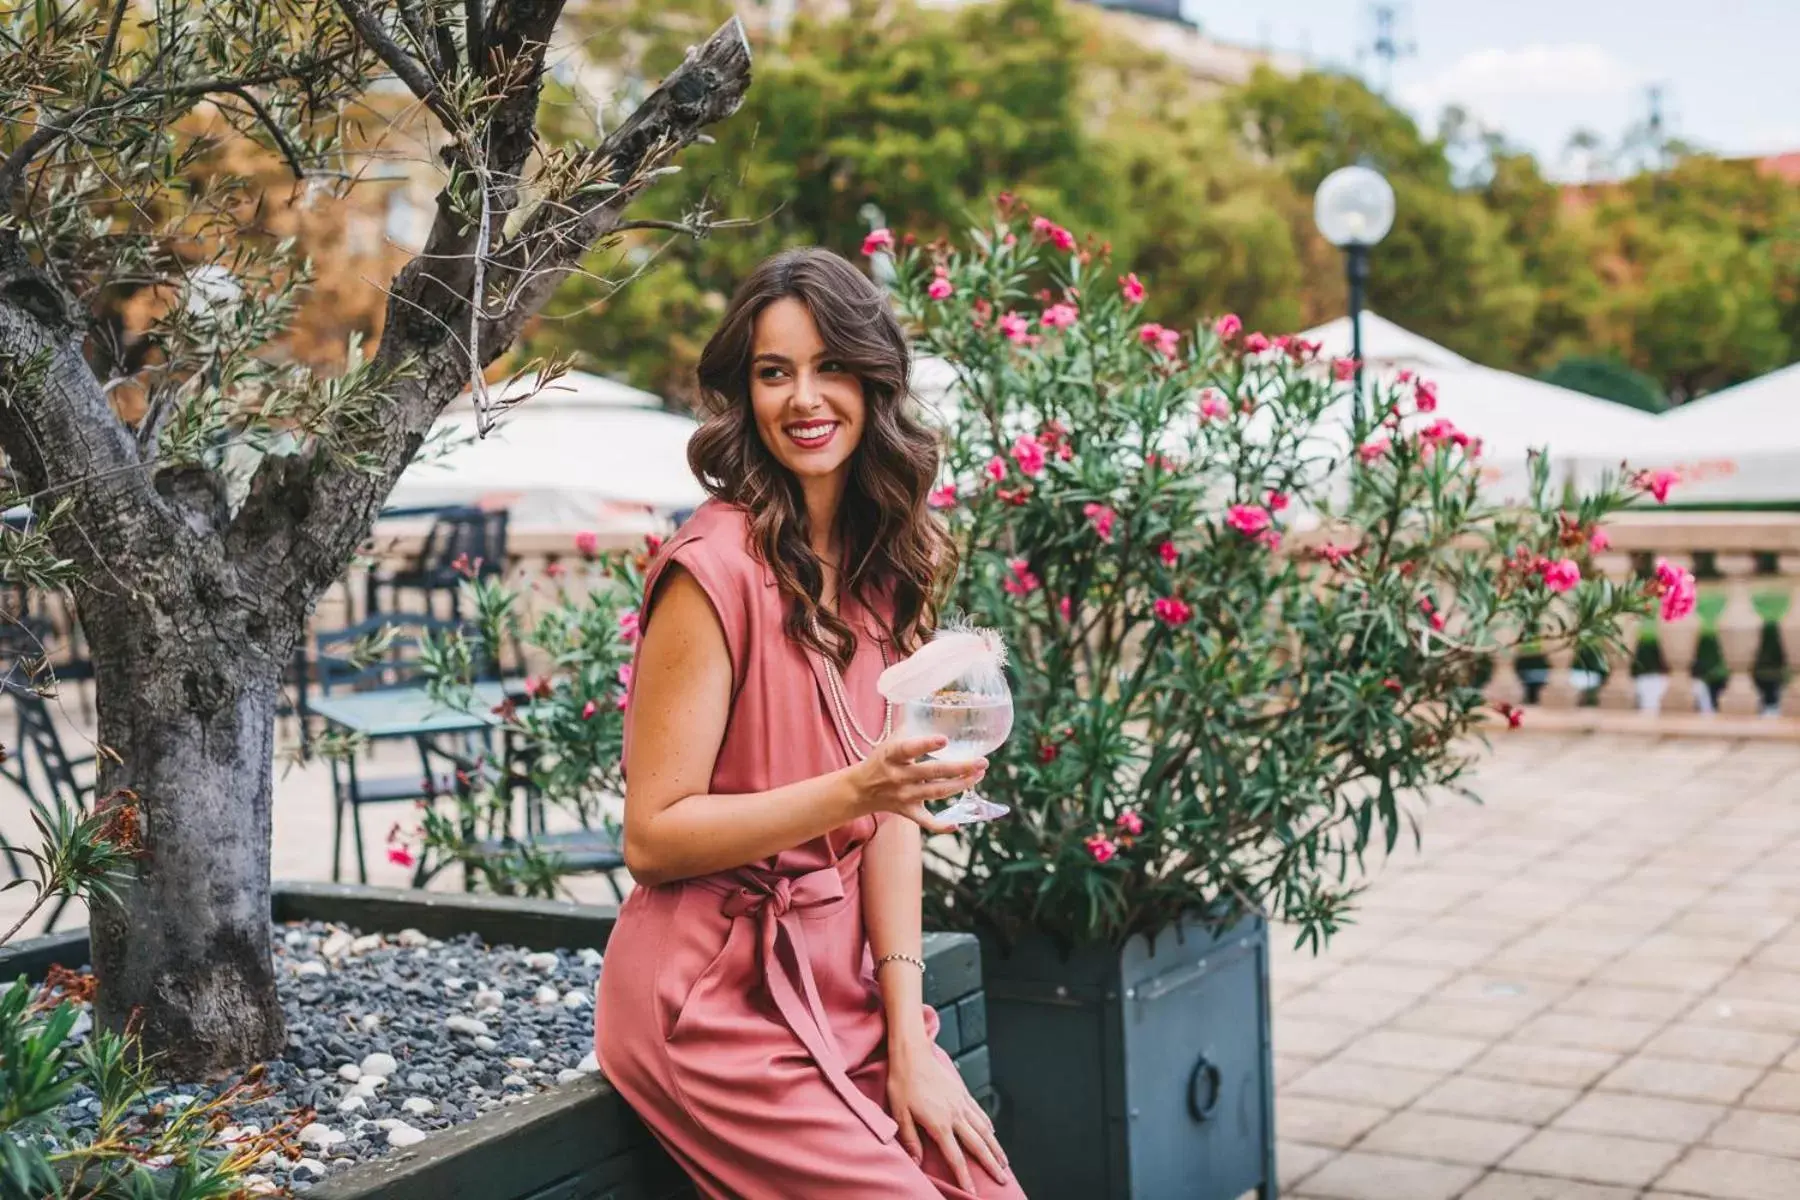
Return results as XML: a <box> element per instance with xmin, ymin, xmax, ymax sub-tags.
<box><xmin>848</xmin><ymin>736</ymin><xmax>987</xmax><ymax>834</ymax></box>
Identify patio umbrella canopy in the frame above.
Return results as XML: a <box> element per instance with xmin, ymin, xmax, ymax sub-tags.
<box><xmin>389</xmin><ymin>377</ymin><xmax>707</xmax><ymax>528</ymax></box>
<box><xmin>1627</xmin><ymin>363</ymin><xmax>1800</xmax><ymax>503</ymax></box>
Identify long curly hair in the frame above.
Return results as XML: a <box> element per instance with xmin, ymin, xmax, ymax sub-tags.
<box><xmin>689</xmin><ymin>247</ymin><xmax>953</xmax><ymax>669</ymax></box>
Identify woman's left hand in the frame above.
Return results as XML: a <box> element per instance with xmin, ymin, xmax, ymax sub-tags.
<box><xmin>887</xmin><ymin>1040</ymin><xmax>1010</xmax><ymax>1190</ymax></box>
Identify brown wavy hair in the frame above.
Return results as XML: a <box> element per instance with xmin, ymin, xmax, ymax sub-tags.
<box><xmin>689</xmin><ymin>247</ymin><xmax>954</xmax><ymax>669</ymax></box>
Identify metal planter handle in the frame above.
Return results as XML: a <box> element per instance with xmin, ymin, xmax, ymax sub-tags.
<box><xmin>1188</xmin><ymin>1053</ymin><xmax>1223</xmax><ymax>1122</ymax></box>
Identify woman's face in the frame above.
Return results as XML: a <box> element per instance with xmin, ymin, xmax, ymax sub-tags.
<box><xmin>749</xmin><ymin>296</ymin><xmax>866</xmax><ymax>485</ymax></box>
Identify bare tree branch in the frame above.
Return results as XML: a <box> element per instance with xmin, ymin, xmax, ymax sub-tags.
<box><xmin>221</xmin><ymin>86</ymin><xmax>308</xmax><ymax>180</ymax></box>
<box><xmin>332</xmin><ymin>0</ymin><xmax>456</xmax><ymax>127</ymax></box>
<box><xmin>464</xmin><ymin>0</ymin><xmax>487</xmax><ymax>74</ymax></box>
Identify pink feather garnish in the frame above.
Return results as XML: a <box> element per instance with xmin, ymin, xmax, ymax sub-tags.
<box><xmin>878</xmin><ymin>625</ymin><xmax>1006</xmax><ymax>702</ymax></box>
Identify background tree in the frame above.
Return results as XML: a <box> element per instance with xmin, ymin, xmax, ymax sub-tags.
<box><xmin>0</xmin><ymin>0</ymin><xmax>750</xmax><ymax>1074</ymax></box>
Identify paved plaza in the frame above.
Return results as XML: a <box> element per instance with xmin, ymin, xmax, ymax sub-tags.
<box><xmin>5</xmin><ymin>720</ymin><xmax>1800</xmax><ymax>1198</ymax></box>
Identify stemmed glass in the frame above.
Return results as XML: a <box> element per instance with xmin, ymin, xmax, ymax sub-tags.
<box><xmin>884</xmin><ymin>626</ymin><xmax>1014</xmax><ymax>826</ymax></box>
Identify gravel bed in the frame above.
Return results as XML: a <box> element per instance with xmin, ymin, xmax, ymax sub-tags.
<box><xmin>53</xmin><ymin>920</ymin><xmax>605</xmax><ymax>1194</ymax></box>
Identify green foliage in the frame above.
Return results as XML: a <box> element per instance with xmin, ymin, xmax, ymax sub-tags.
<box><xmin>897</xmin><ymin>212</ymin><xmax>1657</xmax><ymax>950</ymax></box>
<box><xmin>1541</xmin><ymin>356</ymin><xmax>1668</xmax><ymax>413</ymax></box>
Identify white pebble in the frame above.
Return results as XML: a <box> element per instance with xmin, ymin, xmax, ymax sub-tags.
<box><xmin>578</xmin><ymin>947</ymin><xmax>603</xmax><ymax>968</ymax></box>
<box><xmin>244</xmin><ymin>1175</ymin><xmax>280</xmax><ymax>1195</ymax></box>
<box><xmin>294</xmin><ymin>1158</ymin><xmax>327</xmax><ymax>1180</ymax></box>
<box><xmin>533</xmin><ymin>984</ymin><xmax>560</xmax><ymax>1005</ymax></box>
<box><xmin>298</xmin><ymin>1123</ymin><xmax>346</xmax><ymax>1149</ymax></box>
<box><xmin>336</xmin><ymin>1095</ymin><xmax>368</xmax><ymax>1115</ymax></box>
<box><xmin>443</xmin><ymin>977</ymin><xmax>467</xmax><ymax>995</ymax></box>
<box><xmin>350</xmin><ymin>1077</ymin><xmax>382</xmax><ymax>1098</ymax></box>
<box><xmin>374</xmin><ymin>1118</ymin><xmax>402</xmax><ymax>1131</ymax></box>
<box><xmin>402</xmin><ymin>1097</ymin><xmax>436</xmax><ymax>1116</ymax></box>
<box><xmin>445</xmin><ymin>1014</ymin><xmax>490</xmax><ymax>1037</ymax></box>
<box><xmin>396</xmin><ymin>928</ymin><xmax>430</xmax><ymax>947</ymax></box>
<box><xmin>295</xmin><ymin>961</ymin><xmax>328</xmax><ymax>978</ymax></box>
<box><xmin>360</xmin><ymin>1052</ymin><xmax>398</xmax><ymax>1078</ymax></box>
<box><xmin>577</xmin><ymin>1051</ymin><xmax>599</xmax><ymax>1074</ymax></box>
<box><xmin>256</xmin><ymin>1150</ymin><xmax>280</xmax><ymax>1168</ymax></box>
<box><xmin>284</xmin><ymin>929</ymin><xmax>310</xmax><ymax>949</ymax></box>
<box><xmin>359</xmin><ymin>1013</ymin><xmax>384</xmax><ymax>1032</ymax></box>
<box><xmin>555</xmin><ymin>1068</ymin><xmax>583</xmax><ymax>1085</ymax></box>
<box><xmin>336</xmin><ymin>1064</ymin><xmax>362</xmax><ymax>1083</ymax></box>
<box><xmin>412</xmin><ymin>947</ymin><xmax>431</xmax><ymax>961</ymax></box>
<box><xmin>502</xmin><ymin>1074</ymin><xmax>529</xmax><ymax>1088</ymax></box>
<box><xmin>387</xmin><ymin>1123</ymin><xmax>428</xmax><ymax>1148</ymax></box>
<box><xmin>320</xmin><ymin>930</ymin><xmax>355</xmax><ymax>960</ymax></box>
<box><xmin>68</xmin><ymin>1011</ymin><xmax>92</xmax><ymax>1039</ymax></box>
<box><xmin>165</xmin><ymin>1094</ymin><xmax>196</xmax><ymax>1109</ymax></box>
<box><xmin>561</xmin><ymin>990</ymin><xmax>590</xmax><ymax>1009</ymax></box>
<box><xmin>473</xmin><ymin>988</ymin><xmax>505</xmax><ymax>1011</ymax></box>
<box><xmin>524</xmin><ymin>952</ymin><xmax>560</xmax><ymax>973</ymax></box>
<box><xmin>350</xmin><ymin>933</ymin><xmax>384</xmax><ymax>955</ymax></box>
<box><xmin>505</xmin><ymin>1056</ymin><xmax>536</xmax><ymax>1070</ymax></box>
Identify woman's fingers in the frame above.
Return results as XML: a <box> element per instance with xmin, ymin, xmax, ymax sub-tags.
<box><xmin>887</xmin><ymin>735</ymin><xmax>949</xmax><ymax>762</ymax></box>
<box><xmin>965</xmin><ymin>1100</ymin><xmax>1010</xmax><ymax>1179</ymax></box>
<box><xmin>910</xmin><ymin>756</ymin><xmax>987</xmax><ymax>782</ymax></box>
<box><xmin>955</xmin><ymin>1113</ymin><xmax>1008</xmax><ymax>1184</ymax></box>
<box><xmin>894</xmin><ymin>1105</ymin><xmax>923</xmax><ymax>1165</ymax></box>
<box><xmin>928</xmin><ymin>1118</ymin><xmax>975</xmax><ymax>1192</ymax></box>
<box><xmin>901</xmin><ymin>802</ymin><xmax>959</xmax><ymax>836</ymax></box>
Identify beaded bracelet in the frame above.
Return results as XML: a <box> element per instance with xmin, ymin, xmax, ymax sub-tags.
<box><xmin>874</xmin><ymin>952</ymin><xmax>926</xmax><ymax>973</ymax></box>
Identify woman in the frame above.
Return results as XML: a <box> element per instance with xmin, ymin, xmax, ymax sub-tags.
<box><xmin>595</xmin><ymin>247</ymin><xmax>1024</xmax><ymax>1200</ymax></box>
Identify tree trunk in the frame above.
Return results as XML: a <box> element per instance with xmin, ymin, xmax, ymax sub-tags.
<box><xmin>84</xmin><ymin>585</ymin><xmax>292</xmax><ymax>1076</ymax></box>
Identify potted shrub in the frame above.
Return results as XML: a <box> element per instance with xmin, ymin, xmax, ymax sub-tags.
<box><xmin>885</xmin><ymin>203</ymin><xmax>1684</xmax><ymax>1199</ymax></box>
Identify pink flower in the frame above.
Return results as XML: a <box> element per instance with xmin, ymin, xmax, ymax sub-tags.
<box><xmin>1418</xmin><ymin>418</ymin><xmax>1471</xmax><ymax>449</ymax></box>
<box><xmin>1116</xmin><ymin>809</ymin><xmax>1145</xmax><ymax>836</ymax></box>
<box><xmin>1134</xmin><ymin>322</ymin><xmax>1181</xmax><ymax>358</ymax></box>
<box><xmin>1589</xmin><ymin>527</ymin><xmax>1611</xmax><ymax>553</ymax></box>
<box><xmin>1357</xmin><ymin>437</ymin><xmax>1391</xmax><ymax>464</ymax></box>
<box><xmin>525</xmin><ymin>675</ymin><xmax>553</xmax><ymax>700</ymax></box>
<box><xmin>1057</xmin><ymin>595</ymin><xmax>1072</xmax><ymax>622</ymax></box>
<box><xmin>1656</xmin><ymin>558</ymin><xmax>1698</xmax><ymax>622</ymax></box>
<box><xmin>545</xmin><ymin>560</ymin><xmax>567</xmax><ymax>580</ymax></box>
<box><xmin>1157</xmin><ymin>540</ymin><xmax>1179</xmax><ymax>568</ymax></box>
<box><xmin>618</xmin><ymin>608</ymin><xmax>640</xmax><ymax>644</ymax></box>
<box><xmin>1084</xmin><ymin>834</ymin><xmax>1118</xmax><ymax>864</ymax></box>
<box><xmin>1497</xmin><ymin>701</ymin><xmax>1523</xmax><ymax>729</ymax></box>
<box><xmin>1258</xmin><ymin>529</ymin><xmax>1282</xmax><ymax>552</ymax></box>
<box><xmin>928</xmin><ymin>484</ymin><xmax>958</xmax><ymax>510</ymax></box>
<box><xmin>618</xmin><ymin>663</ymin><xmax>633</xmax><ymax>691</ymax></box>
<box><xmin>581</xmin><ymin>699</ymin><xmax>598</xmax><ymax>720</ymax></box>
<box><xmin>386</xmin><ymin>845</ymin><xmax>416</xmax><ymax>869</ymax></box>
<box><xmin>1011</xmin><ymin>434</ymin><xmax>1047</xmax><ymax>478</ymax></box>
<box><xmin>927</xmin><ymin>276</ymin><xmax>954</xmax><ymax>301</ymax></box>
<box><xmin>1213</xmin><ymin>313</ymin><xmax>1241</xmax><ymax>341</ymax></box>
<box><xmin>1243</xmin><ymin>332</ymin><xmax>1270</xmax><ymax>354</ymax></box>
<box><xmin>984</xmin><ymin>456</ymin><xmax>1007</xmax><ymax>483</ymax></box>
<box><xmin>998</xmin><ymin>311</ymin><xmax>1031</xmax><ymax>344</ymax></box>
<box><xmin>1002</xmin><ymin>558</ymin><xmax>1041</xmax><ymax>597</ymax></box>
<box><xmin>1395</xmin><ymin>369</ymin><xmax>1415</xmax><ymax>384</ymax></box>
<box><xmin>1317</xmin><ymin>542</ymin><xmax>1357</xmax><ymax>567</ymax></box>
<box><xmin>1226</xmin><ymin>504</ymin><xmax>1272</xmax><ymax>537</ymax></box>
<box><xmin>1083</xmin><ymin>503</ymin><xmax>1118</xmax><ymax>543</ymax></box>
<box><xmin>1153</xmin><ymin>596</ymin><xmax>1193</xmax><ymax>626</ymax></box>
<box><xmin>861</xmin><ymin>228</ymin><xmax>894</xmax><ymax>257</ymax></box>
<box><xmin>1414</xmin><ymin>379</ymin><xmax>1439</xmax><ymax>413</ymax></box>
<box><xmin>1265</xmin><ymin>490</ymin><xmax>1290</xmax><ymax>513</ymax></box>
<box><xmin>1418</xmin><ymin>597</ymin><xmax>1447</xmax><ymax>631</ymax></box>
<box><xmin>574</xmin><ymin>530</ymin><xmax>599</xmax><ymax>558</ymax></box>
<box><xmin>1198</xmin><ymin>390</ymin><xmax>1230</xmax><ymax>420</ymax></box>
<box><xmin>1031</xmin><ymin>216</ymin><xmax>1076</xmax><ymax>252</ymax></box>
<box><xmin>1120</xmin><ymin>273</ymin><xmax>1146</xmax><ymax>304</ymax></box>
<box><xmin>1541</xmin><ymin>558</ymin><xmax>1581</xmax><ymax>593</ymax></box>
<box><xmin>1332</xmin><ymin>357</ymin><xmax>1358</xmax><ymax>382</ymax></box>
<box><xmin>1639</xmin><ymin>468</ymin><xmax>1679</xmax><ymax>504</ymax></box>
<box><xmin>1041</xmin><ymin>303</ymin><xmax>1079</xmax><ymax>330</ymax></box>
<box><xmin>645</xmin><ymin>533</ymin><xmax>665</xmax><ymax>556</ymax></box>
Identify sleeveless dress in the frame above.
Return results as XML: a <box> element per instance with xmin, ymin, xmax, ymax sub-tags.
<box><xmin>594</xmin><ymin>500</ymin><xmax>1026</xmax><ymax>1200</ymax></box>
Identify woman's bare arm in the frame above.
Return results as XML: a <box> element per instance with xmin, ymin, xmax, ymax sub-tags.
<box><xmin>621</xmin><ymin>566</ymin><xmax>984</xmax><ymax>887</ymax></box>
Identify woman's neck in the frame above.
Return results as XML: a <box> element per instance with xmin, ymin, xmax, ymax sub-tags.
<box><xmin>801</xmin><ymin>471</ymin><xmax>847</xmax><ymax>565</ymax></box>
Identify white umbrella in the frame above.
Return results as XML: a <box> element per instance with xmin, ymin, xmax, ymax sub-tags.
<box><xmin>1626</xmin><ymin>363</ymin><xmax>1800</xmax><ymax>503</ymax></box>
<box><xmin>1294</xmin><ymin>311</ymin><xmax>1474</xmax><ymax>372</ymax></box>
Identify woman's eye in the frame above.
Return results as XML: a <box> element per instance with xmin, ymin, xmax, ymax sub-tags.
<box><xmin>820</xmin><ymin>360</ymin><xmax>847</xmax><ymax>374</ymax></box>
<box><xmin>756</xmin><ymin>366</ymin><xmax>787</xmax><ymax>382</ymax></box>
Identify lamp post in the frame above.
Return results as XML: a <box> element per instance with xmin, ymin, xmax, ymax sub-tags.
<box><xmin>1313</xmin><ymin>165</ymin><xmax>1395</xmax><ymax>430</ymax></box>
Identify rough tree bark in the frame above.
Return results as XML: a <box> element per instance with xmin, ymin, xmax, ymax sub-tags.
<box><xmin>0</xmin><ymin>8</ymin><xmax>750</xmax><ymax>1075</ymax></box>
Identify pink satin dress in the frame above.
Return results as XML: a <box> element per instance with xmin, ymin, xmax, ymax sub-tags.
<box><xmin>595</xmin><ymin>500</ymin><xmax>1026</xmax><ymax>1200</ymax></box>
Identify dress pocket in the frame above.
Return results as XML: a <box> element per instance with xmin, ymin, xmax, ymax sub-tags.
<box><xmin>659</xmin><ymin>887</ymin><xmax>740</xmax><ymax>1042</ymax></box>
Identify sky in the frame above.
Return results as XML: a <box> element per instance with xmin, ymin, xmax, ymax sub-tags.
<box><xmin>1179</xmin><ymin>0</ymin><xmax>1800</xmax><ymax>179</ymax></box>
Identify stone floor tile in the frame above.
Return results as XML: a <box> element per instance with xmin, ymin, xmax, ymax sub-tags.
<box><xmin>1551</xmin><ymin>985</ymin><xmax>1699</xmax><ymax>1024</ymax></box>
<box><xmin>1276</xmin><ymin>1054</ymin><xmax>1319</xmax><ymax>1086</ymax></box>
<box><xmin>1357</xmin><ymin>1110</ymin><xmax>1534</xmax><ymax>1167</ymax></box>
<box><xmin>1499</xmin><ymin>1129</ymin><xmax>1685</xmax><ymax>1188</ymax></box>
<box><xmin>1274</xmin><ymin>1017</ymin><xmax>1364</xmax><ymax>1059</ymax></box>
<box><xmin>1366</xmin><ymin>933</ymin><xmax>1500</xmax><ymax>970</ymax></box>
<box><xmin>1482</xmin><ymin>944</ymin><xmax>1610</xmax><ymax>983</ymax></box>
<box><xmin>1705</xmin><ymin>1108</ymin><xmax>1800</xmax><ymax>1158</ymax></box>
<box><xmin>1597</xmin><ymin>1054</ymin><xmax>1761</xmax><ymax>1104</ymax></box>
<box><xmin>1466</xmin><ymin>1043</ymin><xmax>1623</xmax><ymax>1090</ymax></box>
<box><xmin>1633</xmin><ymin>932</ymin><xmax>1760</xmax><ymax>966</ymax></box>
<box><xmin>1681</xmin><ymin>995</ymin><xmax>1800</xmax><ymax>1035</ymax></box>
<box><xmin>1286</xmin><ymin>1058</ymin><xmax>1445</xmax><ymax>1108</ymax></box>
<box><xmin>1338</xmin><ymin>1029</ymin><xmax>1490</xmax><ymax>1073</ymax></box>
<box><xmin>1289</xmin><ymin>1150</ymin><xmax>1480</xmax><ymax>1200</ymax></box>
<box><xmin>1281</xmin><ymin>987</ymin><xmax>1418</xmax><ymax>1029</ymax></box>
<box><xmin>1459</xmin><ymin>1172</ymin><xmax>1638</xmax><ymax>1199</ymax></box>
<box><xmin>1590</xmin><ymin>954</ymin><xmax>1736</xmax><ymax>994</ymax></box>
<box><xmin>1324</xmin><ymin>962</ymin><xmax>1458</xmax><ymax>998</ymax></box>
<box><xmin>1664</xmin><ymin>910</ymin><xmax>1794</xmax><ymax>942</ymax></box>
<box><xmin>1391</xmin><ymin>1000</ymin><xmax>1538</xmax><ymax>1041</ymax></box>
<box><xmin>1278</xmin><ymin>1096</ymin><xmax>1391</xmax><ymax>1149</ymax></box>
<box><xmin>1655</xmin><ymin>1147</ymin><xmax>1800</xmax><ymax>1200</ymax></box>
<box><xmin>1510</xmin><ymin>1012</ymin><xmax>1661</xmax><ymax>1055</ymax></box>
<box><xmin>1277</xmin><ymin>1141</ymin><xmax>1336</xmax><ymax>1190</ymax></box>
<box><xmin>1552</xmin><ymin>1091</ymin><xmax>1725</xmax><ymax>1143</ymax></box>
<box><xmin>1749</xmin><ymin>940</ymin><xmax>1800</xmax><ymax>974</ymax></box>
<box><xmin>1639</xmin><ymin>1023</ymin><xmax>1795</xmax><ymax>1069</ymax></box>
<box><xmin>1412</xmin><ymin>1075</ymin><xmax>1580</xmax><ymax>1125</ymax></box>
<box><xmin>1711</xmin><ymin>967</ymin><xmax>1800</xmax><ymax>1004</ymax></box>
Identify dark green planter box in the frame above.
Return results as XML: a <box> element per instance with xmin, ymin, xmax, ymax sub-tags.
<box><xmin>0</xmin><ymin>882</ymin><xmax>994</xmax><ymax>1200</ymax></box>
<box><xmin>981</xmin><ymin>914</ymin><xmax>1275</xmax><ymax>1200</ymax></box>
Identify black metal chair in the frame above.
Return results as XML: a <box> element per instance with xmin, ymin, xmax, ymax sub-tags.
<box><xmin>0</xmin><ymin>680</ymin><xmax>97</xmax><ymax>931</ymax></box>
<box><xmin>366</xmin><ymin>506</ymin><xmax>509</xmax><ymax>619</ymax></box>
<box><xmin>315</xmin><ymin>614</ymin><xmax>498</xmax><ymax>883</ymax></box>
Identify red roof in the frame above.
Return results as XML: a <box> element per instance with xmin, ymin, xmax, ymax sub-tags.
<box><xmin>1758</xmin><ymin>152</ymin><xmax>1800</xmax><ymax>183</ymax></box>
